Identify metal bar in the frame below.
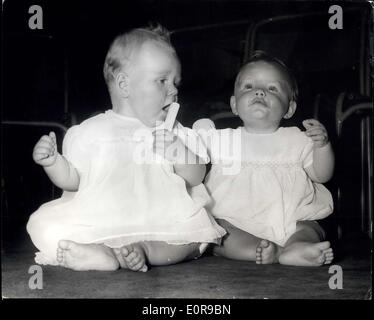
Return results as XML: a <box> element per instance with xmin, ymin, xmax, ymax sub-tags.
<box><xmin>64</xmin><ymin>47</ymin><xmax>69</xmax><ymax>114</ymax></box>
<box><xmin>210</xmin><ymin>111</ymin><xmax>236</xmax><ymax>121</ymax></box>
<box><xmin>171</xmin><ymin>20</ymin><xmax>252</xmax><ymax>35</ymax></box>
<box><xmin>248</xmin><ymin>7</ymin><xmax>363</xmax><ymax>58</ymax></box>
<box><xmin>359</xmin><ymin>9</ymin><xmax>367</xmax><ymax>96</ymax></box>
<box><xmin>369</xmin><ymin>2</ymin><xmax>374</xmax><ymax>97</ymax></box>
<box><xmin>335</xmin><ymin>92</ymin><xmax>346</xmax><ymax>239</ymax></box>
<box><xmin>243</xmin><ymin>23</ymin><xmax>255</xmax><ymax>63</ymax></box>
<box><xmin>335</xmin><ymin>92</ymin><xmax>346</xmax><ymax>137</ymax></box>
<box><xmin>313</xmin><ymin>94</ymin><xmax>321</xmax><ymax>120</ymax></box>
<box><xmin>339</xmin><ymin>102</ymin><xmax>373</xmax><ymax>129</ymax></box>
<box><xmin>249</xmin><ymin>11</ymin><xmax>338</xmax><ymax>55</ymax></box>
<box><xmin>2</xmin><ymin>120</ymin><xmax>68</xmax><ymax>132</ymax></box>
<box><xmin>361</xmin><ymin>118</ymin><xmax>366</xmax><ymax>232</ymax></box>
<box><xmin>2</xmin><ymin>120</ymin><xmax>67</xmax><ymax>203</ymax></box>
<box><xmin>366</xmin><ymin>115</ymin><xmax>373</xmax><ymax>237</ymax></box>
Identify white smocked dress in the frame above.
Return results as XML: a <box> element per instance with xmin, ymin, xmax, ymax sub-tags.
<box><xmin>27</xmin><ymin>110</ymin><xmax>226</xmax><ymax>265</ymax></box>
<box><xmin>198</xmin><ymin>125</ymin><xmax>333</xmax><ymax>246</ymax></box>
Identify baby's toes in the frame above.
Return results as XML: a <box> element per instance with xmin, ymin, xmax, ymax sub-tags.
<box><xmin>127</xmin><ymin>251</ymin><xmax>138</xmax><ymax>260</ymax></box>
<box><xmin>318</xmin><ymin>254</ymin><xmax>326</xmax><ymax>264</ymax></box>
<box><xmin>131</xmin><ymin>259</ymin><xmax>145</xmax><ymax>271</ymax></box>
<box><xmin>323</xmin><ymin>248</ymin><xmax>333</xmax><ymax>254</ymax></box>
<box><xmin>325</xmin><ymin>251</ymin><xmax>334</xmax><ymax>258</ymax></box>
<box><xmin>125</xmin><ymin>252</ymin><xmax>139</xmax><ymax>266</ymax></box>
<box><xmin>323</xmin><ymin>249</ymin><xmax>334</xmax><ymax>261</ymax></box>
<box><xmin>325</xmin><ymin>253</ymin><xmax>334</xmax><ymax>264</ymax></box>
<box><xmin>256</xmin><ymin>254</ymin><xmax>262</xmax><ymax>264</ymax></box>
<box><xmin>121</xmin><ymin>245</ymin><xmax>133</xmax><ymax>258</ymax></box>
<box><xmin>127</xmin><ymin>255</ymin><xmax>139</xmax><ymax>267</ymax></box>
<box><xmin>56</xmin><ymin>248</ymin><xmax>64</xmax><ymax>263</ymax></box>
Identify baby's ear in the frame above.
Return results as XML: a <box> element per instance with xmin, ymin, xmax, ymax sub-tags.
<box><xmin>283</xmin><ymin>100</ymin><xmax>297</xmax><ymax>119</ymax></box>
<box><xmin>116</xmin><ymin>72</ymin><xmax>129</xmax><ymax>98</ymax></box>
<box><xmin>230</xmin><ymin>96</ymin><xmax>238</xmax><ymax>115</ymax></box>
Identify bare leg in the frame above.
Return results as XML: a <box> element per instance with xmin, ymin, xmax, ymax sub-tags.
<box><xmin>115</xmin><ymin>241</ymin><xmax>202</xmax><ymax>272</ymax></box>
<box><xmin>213</xmin><ymin>219</ymin><xmax>263</xmax><ymax>261</ymax></box>
<box><xmin>144</xmin><ymin>241</ymin><xmax>202</xmax><ymax>265</ymax></box>
<box><xmin>56</xmin><ymin>240</ymin><xmax>119</xmax><ymax>271</ymax></box>
<box><xmin>278</xmin><ymin>221</ymin><xmax>334</xmax><ymax>266</ymax></box>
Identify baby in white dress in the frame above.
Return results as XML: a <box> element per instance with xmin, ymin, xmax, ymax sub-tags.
<box><xmin>194</xmin><ymin>52</ymin><xmax>334</xmax><ymax>266</ymax></box>
<box><xmin>27</xmin><ymin>25</ymin><xmax>225</xmax><ymax>272</ymax></box>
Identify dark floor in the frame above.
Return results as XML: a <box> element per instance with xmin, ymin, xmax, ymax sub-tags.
<box><xmin>2</xmin><ymin>230</ymin><xmax>372</xmax><ymax>299</ymax></box>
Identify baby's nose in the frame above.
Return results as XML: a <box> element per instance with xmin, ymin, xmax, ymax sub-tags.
<box><xmin>255</xmin><ymin>89</ymin><xmax>265</xmax><ymax>97</ymax></box>
<box><xmin>168</xmin><ymin>84</ymin><xmax>178</xmax><ymax>97</ymax></box>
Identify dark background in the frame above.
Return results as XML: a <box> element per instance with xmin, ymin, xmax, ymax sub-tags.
<box><xmin>2</xmin><ymin>0</ymin><xmax>372</xmax><ymax>251</ymax></box>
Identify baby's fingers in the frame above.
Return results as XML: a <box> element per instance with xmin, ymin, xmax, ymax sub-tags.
<box><xmin>49</xmin><ymin>131</ymin><xmax>57</xmax><ymax>145</ymax></box>
<box><xmin>36</xmin><ymin>145</ymin><xmax>55</xmax><ymax>155</ymax></box>
<box><xmin>38</xmin><ymin>134</ymin><xmax>55</xmax><ymax>148</ymax></box>
<box><xmin>33</xmin><ymin>152</ymin><xmax>50</xmax><ymax>161</ymax></box>
<box><xmin>34</xmin><ymin>139</ymin><xmax>56</xmax><ymax>155</ymax></box>
<box><xmin>33</xmin><ymin>146</ymin><xmax>54</xmax><ymax>161</ymax></box>
<box><xmin>302</xmin><ymin>119</ymin><xmax>323</xmax><ymax>129</ymax></box>
<box><xmin>35</xmin><ymin>139</ymin><xmax>54</xmax><ymax>149</ymax></box>
<box><xmin>305</xmin><ymin>127</ymin><xmax>326</xmax><ymax>137</ymax></box>
<box><xmin>309</xmin><ymin>134</ymin><xmax>327</xmax><ymax>141</ymax></box>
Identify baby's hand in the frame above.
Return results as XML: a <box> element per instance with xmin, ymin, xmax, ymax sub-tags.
<box><xmin>152</xmin><ymin>129</ymin><xmax>186</xmax><ymax>163</ymax></box>
<box><xmin>302</xmin><ymin>119</ymin><xmax>329</xmax><ymax>148</ymax></box>
<box><xmin>32</xmin><ymin>131</ymin><xmax>58</xmax><ymax>167</ymax></box>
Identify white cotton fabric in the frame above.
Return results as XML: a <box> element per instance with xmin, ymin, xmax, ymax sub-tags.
<box><xmin>27</xmin><ymin>110</ymin><xmax>225</xmax><ymax>264</ymax></box>
<box><xmin>199</xmin><ymin>126</ymin><xmax>333</xmax><ymax>246</ymax></box>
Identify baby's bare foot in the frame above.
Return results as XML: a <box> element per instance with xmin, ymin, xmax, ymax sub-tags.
<box><xmin>56</xmin><ymin>240</ymin><xmax>119</xmax><ymax>271</ymax></box>
<box><xmin>256</xmin><ymin>239</ymin><xmax>280</xmax><ymax>264</ymax></box>
<box><xmin>279</xmin><ymin>241</ymin><xmax>333</xmax><ymax>266</ymax></box>
<box><xmin>114</xmin><ymin>243</ymin><xmax>148</xmax><ymax>272</ymax></box>
<box><xmin>323</xmin><ymin>247</ymin><xmax>334</xmax><ymax>265</ymax></box>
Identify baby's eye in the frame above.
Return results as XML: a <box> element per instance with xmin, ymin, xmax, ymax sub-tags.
<box><xmin>268</xmin><ymin>85</ymin><xmax>279</xmax><ymax>92</ymax></box>
<box><xmin>159</xmin><ymin>79</ymin><xmax>167</xmax><ymax>84</ymax></box>
<box><xmin>243</xmin><ymin>83</ymin><xmax>253</xmax><ymax>90</ymax></box>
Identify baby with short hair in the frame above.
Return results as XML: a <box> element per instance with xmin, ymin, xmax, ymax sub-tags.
<box><xmin>194</xmin><ymin>52</ymin><xmax>334</xmax><ymax>266</ymax></box>
<box><xmin>28</xmin><ymin>25</ymin><xmax>225</xmax><ymax>272</ymax></box>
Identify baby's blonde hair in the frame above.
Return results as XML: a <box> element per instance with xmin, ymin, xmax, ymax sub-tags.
<box><xmin>103</xmin><ymin>24</ymin><xmax>175</xmax><ymax>92</ymax></box>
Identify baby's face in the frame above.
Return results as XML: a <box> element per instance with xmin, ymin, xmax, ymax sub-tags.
<box><xmin>231</xmin><ymin>61</ymin><xmax>294</xmax><ymax>129</ymax></box>
<box><xmin>126</xmin><ymin>41</ymin><xmax>181</xmax><ymax>127</ymax></box>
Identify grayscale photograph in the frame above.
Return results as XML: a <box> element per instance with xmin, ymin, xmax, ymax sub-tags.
<box><xmin>1</xmin><ymin>0</ymin><xmax>372</xmax><ymax>308</ymax></box>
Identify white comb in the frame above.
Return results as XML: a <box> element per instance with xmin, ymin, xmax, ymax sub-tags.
<box><xmin>164</xmin><ymin>102</ymin><xmax>180</xmax><ymax>131</ymax></box>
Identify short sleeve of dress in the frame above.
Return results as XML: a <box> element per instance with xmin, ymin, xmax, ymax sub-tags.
<box><xmin>62</xmin><ymin>125</ymin><xmax>88</xmax><ymax>174</ymax></box>
<box><xmin>175</xmin><ymin>122</ymin><xmax>210</xmax><ymax>164</ymax></box>
<box><xmin>192</xmin><ymin>119</ymin><xmax>218</xmax><ymax>160</ymax></box>
<box><xmin>300</xmin><ymin>133</ymin><xmax>314</xmax><ymax>169</ymax></box>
